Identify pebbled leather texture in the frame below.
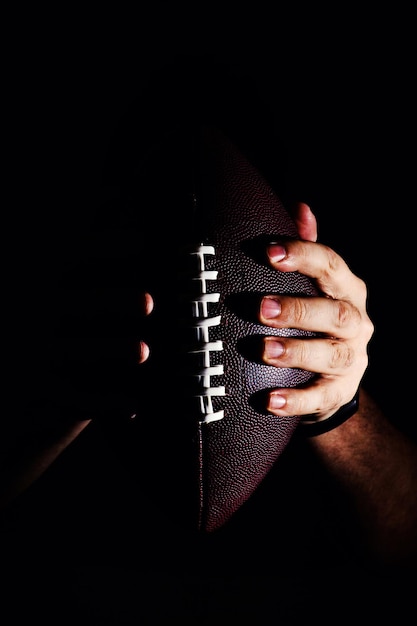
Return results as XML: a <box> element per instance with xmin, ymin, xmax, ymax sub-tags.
<box><xmin>182</xmin><ymin>126</ymin><xmax>319</xmax><ymax>532</ymax></box>
<box><xmin>129</xmin><ymin>125</ymin><xmax>319</xmax><ymax>534</ymax></box>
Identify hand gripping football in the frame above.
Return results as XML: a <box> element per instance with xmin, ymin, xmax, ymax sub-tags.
<box><xmin>136</xmin><ymin>125</ymin><xmax>318</xmax><ymax>533</ymax></box>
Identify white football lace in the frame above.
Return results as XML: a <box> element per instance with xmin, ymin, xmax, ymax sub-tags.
<box><xmin>189</xmin><ymin>244</ymin><xmax>225</xmax><ymax>424</ymax></box>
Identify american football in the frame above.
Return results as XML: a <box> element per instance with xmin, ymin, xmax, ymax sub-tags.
<box><xmin>133</xmin><ymin>124</ymin><xmax>319</xmax><ymax>533</ymax></box>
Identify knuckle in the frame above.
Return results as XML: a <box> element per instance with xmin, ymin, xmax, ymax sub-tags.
<box><xmin>297</xmin><ymin>340</ymin><xmax>312</xmax><ymax>365</ymax></box>
<box><xmin>319</xmin><ymin>246</ymin><xmax>343</xmax><ymax>284</ymax></box>
<box><xmin>327</xmin><ymin>246</ymin><xmax>343</xmax><ymax>271</ymax></box>
<box><xmin>334</xmin><ymin>300</ymin><xmax>360</xmax><ymax>329</ymax></box>
<box><xmin>335</xmin><ymin>300</ymin><xmax>351</xmax><ymax>326</ymax></box>
<box><xmin>364</xmin><ymin>316</ymin><xmax>375</xmax><ymax>341</ymax></box>
<box><xmin>320</xmin><ymin>385</ymin><xmax>346</xmax><ymax>414</ymax></box>
<box><xmin>291</xmin><ymin>297</ymin><xmax>310</xmax><ymax>326</ymax></box>
<box><xmin>329</xmin><ymin>340</ymin><xmax>354</xmax><ymax>369</ymax></box>
<box><xmin>356</xmin><ymin>276</ymin><xmax>368</xmax><ymax>301</ymax></box>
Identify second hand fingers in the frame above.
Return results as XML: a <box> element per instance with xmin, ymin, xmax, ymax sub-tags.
<box><xmin>55</xmin><ymin>288</ymin><xmax>154</xmax><ymax>318</ymax></box>
<box><xmin>53</xmin><ymin>336</ymin><xmax>148</xmax><ymax>365</ymax></box>
<box><xmin>53</xmin><ymin>290</ymin><xmax>154</xmax><ymax>365</ymax></box>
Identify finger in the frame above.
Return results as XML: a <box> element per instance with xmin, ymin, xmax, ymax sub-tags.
<box><xmin>290</xmin><ymin>202</ymin><xmax>318</xmax><ymax>242</ymax></box>
<box><xmin>259</xmin><ymin>295</ymin><xmax>362</xmax><ymax>338</ymax></box>
<box><xmin>55</xmin><ymin>288</ymin><xmax>154</xmax><ymax>318</ymax></box>
<box><xmin>142</xmin><ymin>292</ymin><xmax>154</xmax><ymax>316</ymax></box>
<box><xmin>51</xmin><ymin>339</ymin><xmax>148</xmax><ymax>415</ymax></box>
<box><xmin>265</xmin><ymin>379</ymin><xmax>358</xmax><ymax>420</ymax></box>
<box><xmin>53</xmin><ymin>291</ymin><xmax>154</xmax><ymax>364</ymax></box>
<box><xmin>266</xmin><ymin>239</ymin><xmax>364</xmax><ymax>302</ymax></box>
<box><xmin>54</xmin><ymin>336</ymin><xmax>149</xmax><ymax>365</ymax></box>
<box><xmin>262</xmin><ymin>336</ymin><xmax>360</xmax><ymax>376</ymax></box>
<box><xmin>138</xmin><ymin>340</ymin><xmax>150</xmax><ymax>364</ymax></box>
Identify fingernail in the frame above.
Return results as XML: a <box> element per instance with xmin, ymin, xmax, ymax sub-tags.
<box><xmin>268</xmin><ymin>243</ymin><xmax>287</xmax><ymax>263</ymax></box>
<box><xmin>265</xmin><ymin>338</ymin><xmax>285</xmax><ymax>358</ymax></box>
<box><xmin>261</xmin><ymin>297</ymin><xmax>281</xmax><ymax>319</ymax></box>
<box><xmin>269</xmin><ymin>393</ymin><xmax>286</xmax><ymax>409</ymax></box>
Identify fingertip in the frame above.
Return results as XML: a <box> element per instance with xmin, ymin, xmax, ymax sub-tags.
<box><xmin>140</xmin><ymin>292</ymin><xmax>154</xmax><ymax>316</ymax></box>
<box><xmin>138</xmin><ymin>340</ymin><xmax>150</xmax><ymax>364</ymax></box>
<box><xmin>267</xmin><ymin>243</ymin><xmax>287</xmax><ymax>264</ymax></box>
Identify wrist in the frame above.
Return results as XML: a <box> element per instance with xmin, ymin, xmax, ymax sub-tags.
<box><xmin>300</xmin><ymin>389</ymin><xmax>360</xmax><ymax>437</ymax></box>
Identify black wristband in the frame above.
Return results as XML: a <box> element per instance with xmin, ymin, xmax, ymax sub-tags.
<box><xmin>300</xmin><ymin>390</ymin><xmax>360</xmax><ymax>437</ymax></box>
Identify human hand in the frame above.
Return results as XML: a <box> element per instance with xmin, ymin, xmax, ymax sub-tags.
<box><xmin>50</xmin><ymin>239</ymin><xmax>155</xmax><ymax>421</ymax></box>
<box><xmin>259</xmin><ymin>202</ymin><xmax>374</xmax><ymax>421</ymax></box>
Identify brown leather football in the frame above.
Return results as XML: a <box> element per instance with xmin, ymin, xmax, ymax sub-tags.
<box><xmin>150</xmin><ymin>128</ymin><xmax>317</xmax><ymax>532</ymax></box>
<box><xmin>134</xmin><ymin>125</ymin><xmax>319</xmax><ymax>533</ymax></box>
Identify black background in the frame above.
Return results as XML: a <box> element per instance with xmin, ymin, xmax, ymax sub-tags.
<box><xmin>3</xmin><ymin>10</ymin><xmax>416</xmax><ymax>624</ymax></box>
<box><xmin>10</xmin><ymin>32</ymin><xmax>415</xmax><ymax>435</ymax></box>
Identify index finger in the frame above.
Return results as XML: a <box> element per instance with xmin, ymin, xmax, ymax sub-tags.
<box><xmin>267</xmin><ymin>239</ymin><xmax>365</xmax><ymax>302</ymax></box>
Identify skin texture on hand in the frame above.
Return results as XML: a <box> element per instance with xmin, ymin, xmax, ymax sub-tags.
<box><xmin>261</xmin><ymin>202</ymin><xmax>373</xmax><ymax>421</ymax></box>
